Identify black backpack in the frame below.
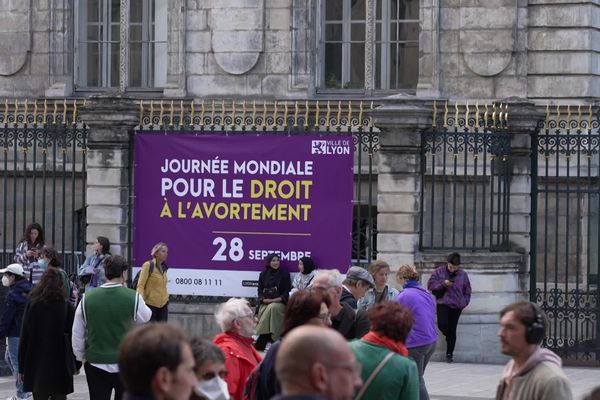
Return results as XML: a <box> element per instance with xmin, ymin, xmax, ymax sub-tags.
<box><xmin>131</xmin><ymin>260</ymin><xmax>155</xmax><ymax>290</ymax></box>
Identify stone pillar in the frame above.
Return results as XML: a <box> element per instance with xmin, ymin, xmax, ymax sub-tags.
<box><xmin>370</xmin><ymin>96</ymin><xmax>432</xmax><ymax>268</ymax></box>
<box><xmin>78</xmin><ymin>95</ymin><xmax>138</xmax><ymax>257</ymax></box>
<box><xmin>501</xmin><ymin>98</ymin><xmax>545</xmax><ymax>297</ymax></box>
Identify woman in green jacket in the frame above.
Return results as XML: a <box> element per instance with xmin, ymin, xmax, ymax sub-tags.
<box><xmin>349</xmin><ymin>301</ymin><xmax>419</xmax><ymax>400</ymax></box>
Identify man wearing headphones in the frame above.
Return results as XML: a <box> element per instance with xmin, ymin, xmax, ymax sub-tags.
<box><xmin>495</xmin><ymin>301</ymin><xmax>573</xmax><ymax>400</ymax></box>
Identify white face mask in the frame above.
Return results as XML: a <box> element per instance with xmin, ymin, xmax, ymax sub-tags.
<box><xmin>194</xmin><ymin>377</ymin><xmax>230</xmax><ymax>400</ymax></box>
<box><xmin>2</xmin><ymin>276</ymin><xmax>11</xmax><ymax>287</ymax></box>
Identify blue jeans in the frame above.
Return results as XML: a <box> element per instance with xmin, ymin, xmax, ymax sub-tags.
<box><xmin>5</xmin><ymin>336</ymin><xmax>28</xmax><ymax>399</ymax></box>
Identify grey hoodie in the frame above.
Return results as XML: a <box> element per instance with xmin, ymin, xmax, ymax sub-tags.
<box><xmin>496</xmin><ymin>347</ymin><xmax>573</xmax><ymax>400</ymax></box>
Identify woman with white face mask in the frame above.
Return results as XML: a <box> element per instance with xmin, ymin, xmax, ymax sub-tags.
<box><xmin>0</xmin><ymin>263</ymin><xmax>32</xmax><ymax>400</ymax></box>
<box><xmin>189</xmin><ymin>338</ymin><xmax>230</xmax><ymax>400</ymax></box>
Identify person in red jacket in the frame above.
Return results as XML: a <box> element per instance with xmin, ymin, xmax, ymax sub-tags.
<box><xmin>213</xmin><ymin>298</ymin><xmax>262</xmax><ymax>400</ymax></box>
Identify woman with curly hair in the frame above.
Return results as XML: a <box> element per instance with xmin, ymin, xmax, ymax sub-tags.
<box><xmin>349</xmin><ymin>301</ymin><xmax>419</xmax><ymax>400</ymax></box>
<box><xmin>14</xmin><ymin>223</ymin><xmax>45</xmax><ymax>285</ymax></box>
<box><xmin>19</xmin><ymin>267</ymin><xmax>76</xmax><ymax>400</ymax></box>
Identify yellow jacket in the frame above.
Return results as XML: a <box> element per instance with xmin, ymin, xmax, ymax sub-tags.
<box><xmin>136</xmin><ymin>258</ymin><xmax>169</xmax><ymax>308</ymax></box>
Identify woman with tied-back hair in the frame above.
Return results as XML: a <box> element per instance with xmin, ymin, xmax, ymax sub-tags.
<box><xmin>38</xmin><ymin>246</ymin><xmax>77</xmax><ymax>306</ymax></box>
<box><xmin>136</xmin><ymin>242</ymin><xmax>169</xmax><ymax>321</ymax></box>
<box><xmin>358</xmin><ymin>260</ymin><xmax>400</xmax><ymax>311</ymax></box>
<box><xmin>77</xmin><ymin>236</ymin><xmax>111</xmax><ymax>295</ymax></box>
<box><xmin>254</xmin><ymin>253</ymin><xmax>291</xmax><ymax>351</ymax></box>
<box><xmin>14</xmin><ymin>223</ymin><xmax>45</xmax><ymax>285</ymax></box>
<box><xmin>18</xmin><ymin>267</ymin><xmax>76</xmax><ymax>400</ymax></box>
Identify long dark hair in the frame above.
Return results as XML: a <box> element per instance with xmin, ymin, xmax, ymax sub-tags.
<box><xmin>20</xmin><ymin>222</ymin><xmax>45</xmax><ymax>247</ymax></box>
<box><xmin>29</xmin><ymin>267</ymin><xmax>66</xmax><ymax>302</ymax></box>
<box><xmin>97</xmin><ymin>236</ymin><xmax>111</xmax><ymax>255</ymax></box>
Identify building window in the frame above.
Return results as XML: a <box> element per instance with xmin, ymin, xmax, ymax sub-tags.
<box><xmin>318</xmin><ymin>0</ymin><xmax>419</xmax><ymax>91</ymax></box>
<box><xmin>76</xmin><ymin>0</ymin><xmax>167</xmax><ymax>89</ymax></box>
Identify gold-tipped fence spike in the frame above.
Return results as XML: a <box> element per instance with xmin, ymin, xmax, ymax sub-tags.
<box><xmin>262</xmin><ymin>101</ymin><xmax>268</xmax><ymax>129</ymax></box>
<box><xmin>5</xmin><ymin>99</ymin><xmax>10</xmax><ymax>125</ymax></box>
<box><xmin>347</xmin><ymin>100</ymin><xmax>353</xmax><ymax>128</ymax></box>
<box><xmin>293</xmin><ymin>101</ymin><xmax>299</xmax><ymax>128</ymax></box>
<box><xmin>139</xmin><ymin>101</ymin><xmax>144</xmax><ymax>126</ymax></box>
<box><xmin>325</xmin><ymin>101</ymin><xmax>331</xmax><ymax>129</ymax></box>
<box><xmin>336</xmin><ymin>101</ymin><xmax>342</xmax><ymax>129</ymax></box>
<box><xmin>52</xmin><ymin>100</ymin><xmax>58</xmax><ymax>125</ymax></box>
<box><xmin>169</xmin><ymin>100</ymin><xmax>174</xmax><ymax>128</ymax></box>
<box><xmin>359</xmin><ymin>101</ymin><xmax>364</xmax><ymax>128</ymax></box>
<box><xmin>272</xmin><ymin>101</ymin><xmax>279</xmax><ymax>129</ymax></box>
<box><xmin>179</xmin><ymin>100</ymin><xmax>184</xmax><ymax>128</ymax></box>
<box><xmin>577</xmin><ymin>105</ymin><xmax>582</xmax><ymax>130</ymax></box>
<box><xmin>566</xmin><ymin>105</ymin><xmax>572</xmax><ymax>129</ymax></box>
<box><xmin>220</xmin><ymin>100</ymin><xmax>226</xmax><ymax>127</ymax></box>
<box><xmin>483</xmin><ymin>104</ymin><xmax>489</xmax><ymax>129</ymax></box>
<box><xmin>210</xmin><ymin>100</ymin><xmax>216</xmax><ymax>127</ymax></box>
<box><xmin>443</xmin><ymin>101</ymin><xmax>449</xmax><ymax>128</ymax></box>
<box><xmin>252</xmin><ymin>100</ymin><xmax>257</xmax><ymax>128</ymax></box>
<box><xmin>241</xmin><ymin>100</ymin><xmax>247</xmax><ymax>128</ymax></box>
<box><xmin>23</xmin><ymin>99</ymin><xmax>29</xmax><ymax>126</ymax></box>
<box><xmin>498</xmin><ymin>103</ymin><xmax>503</xmax><ymax>126</ymax></box>
<box><xmin>556</xmin><ymin>105</ymin><xmax>560</xmax><ymax>124</ymax></box>
<box><xmin>190</xmin><ymin>101</ymin><xmax>195</xmax><ymax>128</ymax></box>
<box><xmin>14</xmin><ymin>100</ymin><xmax>19</xmax><ymax>125</ymax></box>
<box><xmin>475</xmin><ymin>102</ymin><xmax>480</xmax><ymax>128</ymax></box>
<box><xmin>63</xmin><ymin>98</ymin><xmax>68</xmax><ymax>125</ymax></box>
<box><xmin>504</xmin><ymin>104</ymin><xmax>509</xmax><ymax>126</ymax></box>
<box><xmin>465</xmin><ymin>101</ymin><xmax>470</xmax><ymax>128</ymax></box>
<box><xmin>304</xmin><ymin>100</ymin><xmax>310</xmax><ymax>128</ymax></box>
<box><xmin>492</xmin><ymin>103</ymin><xmax>497</xmax><ymax>127</ymax></box>
<box><xmin>314</xmin><ymin>101</ymin><xmax>320</xmax><ymax>128</ymax></box>
<box><xmin>159</xmin><ymin>100</ymin><xmax>165</xmax><ymax>128</ymax></box>
<box><xmin>369</xmin><ymin>101</ymin><xmax>374</xmax><ymax>128</ymax></box>
<box><xmin>232</xmin><ymin>100</ymin><xmax>237</xmax><ymax>129</ymax></box>
<box><xmin>72</xmin><ymin>99</ymin><xmax>78</xmax><ymax>125</ymax></box>
<box><xmin>149</xmin><ymin>101</ymin><xmax>155</xmax><ymax>127</ymax></box>
<box><xmin>33</xmin><ymin>100</ymin><xmax>38</xmax><ymax>126</ymax></box>
<box><xmin>200</xmin><ymin>100</ymin><xmax>205</xmax><ymax>127</ymax></box>
<box><xmin>544</xmin><ymin>104</ymin><xmax>549</xmax><ymax>131</ymax></box>
<box><xmin>283</xmin><ymin>101</ymin><xmax>289</xmax><ymax>128</ymax></box>
<box><xmin>454</xmin><ymin>102</ymin><xmax>459</xmax><ymax>128</ymax></box>
<box><xmin>432</xmin><ymin>100</ymin><xmax>437</xmax><ymax>128</ymax></box>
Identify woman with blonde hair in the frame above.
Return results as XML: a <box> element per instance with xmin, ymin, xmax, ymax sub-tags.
<box><xmin>136</xmin><ymin>242</ymin><xmax>169</xmax><ymax>321</ymax></box>
<box><xmin>357</xmin><ymin>260</ymin><xmax>399</xmax><ymax>311</ymax></box>
<box><xmin>396</xmin><ymin>264</ymin><xmax>438</xmax><ymax>400</ymax></box>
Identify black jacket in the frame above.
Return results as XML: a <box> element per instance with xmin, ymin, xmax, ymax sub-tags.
<box><xmin>257</xmin><ymin>267</ymin><xmax>292</xmax><ymax>304</ymax></box>
<box><xmin>19</xmin><ymin>298</ymin><xmax>75</xmax><ymax>395</ymax></box>
<box><xmin>331</xmin><ymin>302</ymin><xmax>370</xmax><ymax>340</ymax></box>
<box><xmin>340</xmin><ymin>287</ymin><xmax>357</xmax><ymax>309</ymax></box>
<box><xmin>0</xmin><ymin>279</ymin><xmax>31</xmax><ymax>339</ymax></box>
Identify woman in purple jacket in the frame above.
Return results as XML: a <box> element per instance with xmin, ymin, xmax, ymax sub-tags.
<box><xmin>397</xmin><ymin>264</ymin><xmax>438</xmax><ymax>400</ymax></box>
<box><xmin>427</xmin><ymin>252</ymin><xmax>471</xmax><ymax>363</ymax></box>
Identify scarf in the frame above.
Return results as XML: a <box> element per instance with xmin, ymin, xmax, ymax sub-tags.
<box><xmin>362</xmin><ymin>331</ymin><xmax>409</xmax><ymax>356</ymax></box>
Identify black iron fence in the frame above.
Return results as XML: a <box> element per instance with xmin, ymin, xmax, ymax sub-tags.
<box><xmin>531</xmin><ymin>105</ymin><xmax>600</xmax><ymax>364</ymax></box>
<box><xmin>420</xmin><ymin>102</ymin><xmax>511</xmax><ymax>251</ymax></box>
<box><xmin>0</xmin><ymin>100</ymin><xmax>87</xmax><ymax>276</ymax></box>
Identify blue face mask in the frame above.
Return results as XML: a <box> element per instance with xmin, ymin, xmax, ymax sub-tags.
<box><xmin>38</xmin><ymin>259</ymin><xmax>48</xmax><ymax>270</ymax></box>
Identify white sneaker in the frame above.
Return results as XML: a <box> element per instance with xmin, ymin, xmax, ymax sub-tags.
<box><xmin>6</xmin><ymin>396</ymin><xmax>19</xmax><ymax>400</ymax></box>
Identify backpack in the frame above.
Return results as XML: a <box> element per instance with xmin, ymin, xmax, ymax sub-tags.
<box><xmin>243</xmin><ymin>364</ymin><xmax>260</xmax><ymax>400</ymax></box>
<box><xmin>131</xmin><ymin>260</ymin><xmax>155</xmax><ymax>290</ymax></box>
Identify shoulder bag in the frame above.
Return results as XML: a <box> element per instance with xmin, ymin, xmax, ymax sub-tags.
<box><xmin>354</xmin><ymin>351</ymin><xmax>394</xmax><ymax>400</ymax></box>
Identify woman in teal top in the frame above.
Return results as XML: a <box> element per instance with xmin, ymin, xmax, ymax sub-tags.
<box><xmin>349</xmin><ymin>301</ymin><xmax>419</xmax><ymax>400</ymax></box>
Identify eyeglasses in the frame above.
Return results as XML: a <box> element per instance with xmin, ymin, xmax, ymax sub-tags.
<box><xmin>236</xmin><ymin>313</ymin><xmax>255</xmax><ymax>321</ymax></box>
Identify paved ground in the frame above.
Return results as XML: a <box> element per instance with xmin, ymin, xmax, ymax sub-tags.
<box><xmin>0</xmin><ymin>361</ymin><xmax>597</xmax><ymax>399</ymax></box>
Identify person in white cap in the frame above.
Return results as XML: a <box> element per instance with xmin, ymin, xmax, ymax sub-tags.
<box><xmin>0</xmin><ymin>263</ymin><xmax>32</xmax><ymax>400</ymax></box>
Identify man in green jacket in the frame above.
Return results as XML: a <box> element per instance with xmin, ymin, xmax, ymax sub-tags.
<box><xmin>496</xmin><ymin>301</ymin><xmax>573</xmax><ymax>400</ymax></box>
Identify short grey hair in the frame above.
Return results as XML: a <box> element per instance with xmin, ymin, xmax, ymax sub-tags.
<box><xmin>312</xmin><ymin>269</ymin><xmax>343</xmax><ymax>287</ymax></box>
<box><xmin>214</xmin><ymin>297</ymin><xmax>252</xmax><ymax>332</ymax></box>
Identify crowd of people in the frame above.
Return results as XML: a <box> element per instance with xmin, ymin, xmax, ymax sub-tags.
<box><xmin>0</xmin><ymin>224</ymin><xmax>596</xmax><ymax>400</ymax></box>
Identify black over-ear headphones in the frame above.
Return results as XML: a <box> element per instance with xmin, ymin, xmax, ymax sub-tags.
<box><xmin>525</xmin><ymin>303</ymin><xmax>546</xmax><ymax>344</ymax></box>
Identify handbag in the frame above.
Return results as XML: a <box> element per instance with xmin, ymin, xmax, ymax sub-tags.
<box><xmin>354</xmin><ymin>351</ymin><xmax>394</xmax><ymax>400</ymax></box>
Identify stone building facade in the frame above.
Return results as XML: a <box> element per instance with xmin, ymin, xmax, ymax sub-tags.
<box><xmin>0</xmin><ymin>0</ymin><xmax>598</xmax><ymax>364</ymax></box>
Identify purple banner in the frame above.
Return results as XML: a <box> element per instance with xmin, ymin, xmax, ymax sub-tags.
<box><xmin>133</xmin><ymin>133</ymin><xmax>353</xmax><ymax>294</ymax></box>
